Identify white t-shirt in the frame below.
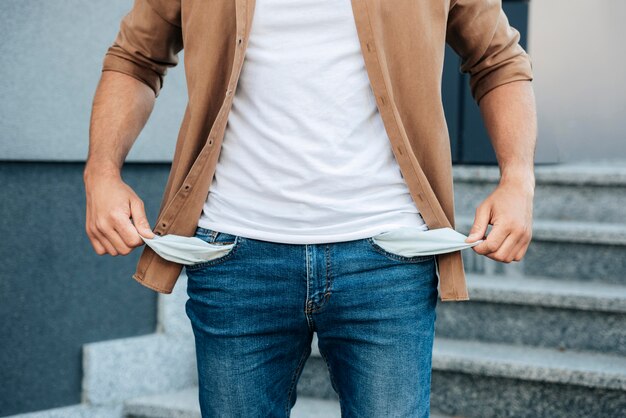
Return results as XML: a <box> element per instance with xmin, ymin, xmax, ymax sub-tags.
<box><xmin>197</xmin><ymin>0</ymin><xmax>429</xmax><ymax>244</ymax></box>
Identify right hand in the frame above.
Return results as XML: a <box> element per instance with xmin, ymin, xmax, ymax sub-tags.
<box><xmin>84</xmin><ymin>168</ymin><xmax>155</xmax><ymax>256</ymax></box>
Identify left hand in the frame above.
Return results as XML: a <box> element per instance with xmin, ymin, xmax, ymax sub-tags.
<box><xmin>465</xmin><ymin>178</ymin><xmax>534</xmax><ymax>263</ymax></box>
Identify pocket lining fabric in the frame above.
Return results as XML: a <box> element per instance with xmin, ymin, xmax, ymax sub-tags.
<box><xmin>184</xmin><ymin>234</ymin><xmax>241</xmax><ymax>271</ymax></box>
<box><xmin>367</xmin><ymin>237</ymin><xmax>435</xmax><ymax>263</ymax></box>
<box><xmin>369</xmin><ymin>226</ymin><xmax>483</xmax><ymax>258</ymax></box>
<box><xmin>139</xmin><ymin>233</ymin><xmax>240</xmax><ymax>267</ymax></box>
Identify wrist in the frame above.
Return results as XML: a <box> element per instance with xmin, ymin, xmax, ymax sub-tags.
<box><xmin>83</xmin><ymin>160</ymin><xmax>123</xmax><ymax>183</ymax></box>
<box><xmin>499</xmin><ymin>165</ymin><xmax>535</xmax><ymax>192</ymax></box>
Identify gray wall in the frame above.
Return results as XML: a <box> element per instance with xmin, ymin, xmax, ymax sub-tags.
<box><xmin>3</xmin><ymin>1</ymin><xmax>624</xmax><ymax>164</ymax></box>
<box><xmin>0</xmin><ymin>162</ymin><xmax>170</xmax><ymax>416</ymax></box>
<box><xmin>0</xmin><ymin>0</ymin><xmax>187</xmax><ymax>162</ymax></box>
<box><xmin>0</xmin><ymin>0</ymin><xmax>186</xmax><ymax>415</ymax></box>
<box><xmin>528</xmin><ymin>0</ymin><xmax>626</xmax><ymax>163</ymax></box>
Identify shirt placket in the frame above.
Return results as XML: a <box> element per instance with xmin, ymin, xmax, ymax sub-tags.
<box><xmin>153</xmin><ymin>0</ymin><xmax>251</xmax><ymax>237</ymax></box>
<box><xmin>349</xmin><ymin>0</ymin><xmax>463</xmax><ymax>300</ymax></box>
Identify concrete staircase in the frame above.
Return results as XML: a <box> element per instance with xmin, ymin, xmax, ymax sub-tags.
<box><xmin>428</xmin><ymin>163</ymin><xmax>626</xmax><ymax>417</ymax></box>
<box><xmin>9</xmin><ymin>163</ymin><xmax>625</xmax><ymax>418</ymax></box>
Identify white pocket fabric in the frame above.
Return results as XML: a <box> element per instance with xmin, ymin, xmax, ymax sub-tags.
<box><xmin>140</xmin><ymin>234</ymin><xmax>236</xmax><ymax>265</ymax></box>
<box><xmin>371</xmin><ymin>226</ymin><xmax>483</xmax><ymax>256</ymax></box>
<box><xmin>139</xmin><ymin>227</ymin><xmax>482</xmax><ymax>266</ymax></box>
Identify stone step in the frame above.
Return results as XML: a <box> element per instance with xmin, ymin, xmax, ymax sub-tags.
<box><xmin>4</xmin><ymin>404</ymin><xmax>123</xmax><ymax>418</ymax></box>
<box><xmin>453</xmin><ymin>163</ymin><xmax>626</xmax><ymax>223</ymax></box>
<box><xmin>123</xmin><ymin>387</ymin><xmax>198</xmax><ymax>418</ymax></box>
<box><xmin>301</xmin><ymin>337</ymin><xmax>626</xmax><ymax>418</ymax></box>
<box><xmin>431</xmin><ymin>337</ymin><xmax>625</xmax><ymax>390</ymax></box>
<box><xmin>455</xmin><ymin>217</ymin><xmax>626</xmax><ymax>285</ymax></box>
<box><xmin>122</xmin><ymin>386</ymin><xmax>453</xmax><ymax>417</ymax></box>
<box><xmin>430</xmin><ymin>338</ymin><xmax>626</xmax><ymax>418</ymax></box>
<box><xmin>435</xmin><ymin>273</ymin><xmax>626</xmax><ymax>355</ymax></box>
<box><xmin>82</xmin><ymin>334</ymin><xmax>197</xmax><ymax>406</ymax></box>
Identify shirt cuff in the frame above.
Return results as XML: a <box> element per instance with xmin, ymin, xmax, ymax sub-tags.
<box><xmin>101</xmin><ymin>52</ymin><xmax>163</xmax><ymax>97</ymax></box>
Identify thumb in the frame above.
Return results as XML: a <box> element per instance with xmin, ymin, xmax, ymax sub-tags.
<box><xmin>466</xmin><ymin>204</ymin><xmax>490</xmax><ymax>242</ymax></box>
<box><xmin>130</xmin><ymin>199</ymin><xmax>154</xmax><ymax>239</ymax></box>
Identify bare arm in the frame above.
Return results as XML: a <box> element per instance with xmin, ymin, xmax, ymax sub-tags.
<box><xmin>445</xmin><ymin>0</ymin><xmax>536</xmax><ymax>262</ymax></box>
<box><xmin>86</xmin><ymin>71</ymin><xmax>155</xmax><ymax>176</ymax></box>
<box><xmin>465</xmin><ymin>80</ymin><xmax>537</xmax><ymax>262</ymax></box>
<box><xmin>480</xmin><ymin>80</ymin><xmax>537</xmax><ymax>187</ymax></box>
<box><xmin>84</xmin><ymin>0</ymin><xmax>182</xmax><ymax>256</ymax></box>
<box><xmin>83</xmin><ymin>71</ymin><xmax>156</xmax><ymax>256</ymax></box>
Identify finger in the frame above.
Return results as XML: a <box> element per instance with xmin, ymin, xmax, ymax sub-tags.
<box><xmin>103</xmin><ymin>228</ymin><xmax>133</xmax><ymax>255</ymax></box>
<box><xmin>511</xmin><ymin>236</ymin><xmax>532</xmax><ymax>261</ymax></box>
<box><xmin>513</xmin><ymin>244</ymin><xmax>528</xmax><ymax>261</ymax></box>
<box><xmin>86</xmin><ymin>229</ymin><xmax>107</xmax><ymax>255</ymax></box>
<box><xmin>486</xmin><ymin>233</ymin><xmax>521</xmax><ymax>263</ymax></box>
<box><xmin>90</xmin><ymin>228</ymin><xmax>119</xmax><ymax>256</ymax></box>
<box><xmin>473</xmin><ymin>223</ymin><xmax>510</xmax><ymax>255</ymax></box>
<box><xmin>466</xmin><ymin>204</ymin><xmax>491</xmax><ymax>242</ymax></box>
<box><xmin>97</xmin><ymin>220</ymin><xmax>132</xmax><ymax>255</ymax></box>
<box><xmin>86</xmin><ymin>220</ymin><xmax>108</xmax><ymax>255</ymax></box>
<box><xmin>113</xmin><ymin>213</ymin><xmax>143</xmax><ymax>248</ymax></box>
<box><xmin>502</xmin><ymin>224</ymin><xmax>532</xmax><ymax>262</ymax></box>
<box><xmin>130</xmin><ymin>199</ymin><xmax>154</xmax><ymax>238</ymax></box>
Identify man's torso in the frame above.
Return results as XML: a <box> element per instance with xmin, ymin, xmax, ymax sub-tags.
<box><xmin>101</xmin><ymin>0</ymin><xmax>533</xmax><ymax>300</ymax></box>
<box><xmin>197</xmin><ymin>0</ymin><xmax>428</xmax><ymax>244</ymax></box>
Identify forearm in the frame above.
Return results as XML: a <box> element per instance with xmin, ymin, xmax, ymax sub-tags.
<box><xmin>84</xmin><ymin>71</ymin><xmax>156</xmax><ymax>181</ymax></box>
<box><xmin>479</xmin><ymin>80</ymin><xmax>537</xmax><ymax>191</ymax></box>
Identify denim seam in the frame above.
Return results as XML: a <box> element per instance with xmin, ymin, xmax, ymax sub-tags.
<box><xmin>306</xmin><ymin>245</ymin><xmax>333</xmax><ymax>314</ymax></box>
<box><xmin>325</xmin><ymin>244</ymin><xmax>333</xmax><ymax>302</ymax></box>
<box><xmin>304</xmin><ymin>245</ymin><xmax>315</xmax><ymax>331</ymax></box>
<box><xmin>285</xmin><ymin>345</ymin><xmax>311</xmax><ymax>417</ymax></box>
<box><xmin>195</xmin><ymin>226</ymin><xmax>218</xmax><ymax>237</ymax></box>
<box><xmin>319</xmin><ymin>348</ymin><xmax>343</xmax><ymax>415</ymax></box>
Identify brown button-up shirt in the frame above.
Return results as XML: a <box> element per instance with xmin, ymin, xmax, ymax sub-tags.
<box><xmin>101</xmin><ymin>0</ymin><xmax>533</xmax><ymax>301</ymax></box>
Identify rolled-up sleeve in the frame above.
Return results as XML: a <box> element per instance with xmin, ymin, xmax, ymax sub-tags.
<box><xmin>446</xmin><ymin>0</ymin><xmax>533</xmax><ymax>105</ymax></box>
<box><xmin>102</xmin><ymin>0</ymin><xmax>183</xmax><ymax>97</ymax></box>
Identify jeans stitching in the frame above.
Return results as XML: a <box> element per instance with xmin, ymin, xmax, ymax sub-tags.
<box><xmin>304</xmin><ymin>245</ymin><xmax>315</xmax><ymax>331</ymax></box>
<box><xmin>319</xmin><ymin>347</ymin><xmax>343</xmax><ymax>415</ymax></box>
<box><xmin>285</xmin><ymin>345</ymin><xmax>311</xmax><ymax>417</ymax></box>
<box><xmin>195</xmin><ymin>226</ymin><xmax>217</xmax><ymax>237</ymax></box>
<box><xmin>307</xmin><ymin>245</ymin><xmax>333</xmax><ymax>314</ymax></box>
<box><xmin>325</xmin><ymin>244</ymin><xmax>333</xmax><ymax>302</ymax></box>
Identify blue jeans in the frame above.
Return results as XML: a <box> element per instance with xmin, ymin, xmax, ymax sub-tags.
<box><xmin>184</xmin><ymin>226</ymin><xmax>439</xmax><ymax>418</ymax></box>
